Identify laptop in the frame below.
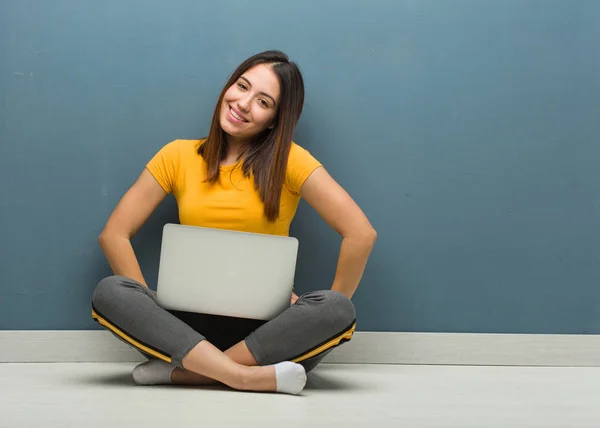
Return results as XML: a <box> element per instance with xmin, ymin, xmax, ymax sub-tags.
<box><xmin>156</xmin><ymin>223</ymin><xmax>299</xmax><ymax>320</ymax></box>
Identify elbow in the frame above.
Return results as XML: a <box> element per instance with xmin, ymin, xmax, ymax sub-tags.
<box><xmin>98</xmin><ymin>229</ymin><xmax>124</xmax><ymax>248</ymax></box>
<box><xmin>98</xmin><ymin>231</ymin><xmax>108</xmax><ymax>249</ymax></box>
<box><xmin>371</xmin><ymin>227</ymin><xmax>378</xmax><ymax>241</ymax></box>
<box><xmin>366</xmin><ymin>227</ymin><xmax>378</xmax><ymax>246</ymax></box>
<box><xmin>98</xmin><ymin>228</ymin><xmax>133</xmax><ymax>254</ymax></box>
<box><xmin>345</xmin><ymin>225</ymin><xmax>377</xmax><ymax>246</ymax></box>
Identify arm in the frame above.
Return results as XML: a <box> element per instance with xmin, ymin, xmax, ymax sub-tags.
<box><xmin>98</xmin><ymin>168</ymin><xmax>168</xmax><ymax>287</ymax></box>
<box><xmin>299</xmin><ymin>167</ymin><xmax>377</xmax><ymax>299</ymax></box>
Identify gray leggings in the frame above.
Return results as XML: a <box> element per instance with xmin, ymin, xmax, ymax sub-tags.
<box><xmin>91</xmin><ymin>275</ymin><xmax>356</xmax><ymax>373</ymax></box>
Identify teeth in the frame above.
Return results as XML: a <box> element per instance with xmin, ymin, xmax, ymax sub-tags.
<box><xmin>230</xmin><ymin>108</ymin><xmax>246</xmax><ymax>122</ymax></box>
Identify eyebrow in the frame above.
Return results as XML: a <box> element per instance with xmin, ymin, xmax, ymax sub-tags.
<box><xmin>239</xmin><ymin>76</ymin><xmax>276</xmax><ymax>105</ymax></box>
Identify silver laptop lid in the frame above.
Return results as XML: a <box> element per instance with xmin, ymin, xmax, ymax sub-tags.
<box><xmin>156</xmin><ymin>224</ymin><xmax>299</xmax><ymax>320</ymax></box>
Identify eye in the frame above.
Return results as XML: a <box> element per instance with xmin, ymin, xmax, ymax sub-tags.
<box><xmin>258</xmin><ymin>99</ymin><xmax>269</xmax><ymax>108</ymax></box>
<box><xmin>237</xmin><ymin>82</ymin><xmax>247</xmax><ymax>90</ymax></box>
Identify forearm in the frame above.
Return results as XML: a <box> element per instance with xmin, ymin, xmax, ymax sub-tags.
<box><xmin>330</xmin><ymin>233</ymin><xmax>377</xmax><ymax>299</ymax></box>
<box><xmin>98</xmin><ymin>234</ymin><xmax>148</xmax><ymax>287</ymax></box>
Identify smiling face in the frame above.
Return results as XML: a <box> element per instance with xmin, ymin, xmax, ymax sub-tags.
<box><xmin>219</xmin><ymin>63</ymin><xmax>281</xmax><ymax>144</ymax></box>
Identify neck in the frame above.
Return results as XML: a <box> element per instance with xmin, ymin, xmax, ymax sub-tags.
<box><xmin>224</xmin><ymin>134</ymin><xmax>246</xmax><ymax>160</ymax></box>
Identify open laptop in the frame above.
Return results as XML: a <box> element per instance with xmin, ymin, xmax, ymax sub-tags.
<box><xmin>156</xmin><ymin>223</ymin><xmax>299</xmax><ymax>320</ymax></box>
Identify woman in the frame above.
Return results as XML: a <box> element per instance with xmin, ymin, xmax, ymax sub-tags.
<box><xmin>92</xmin><ymin>50</ymin><xmax>377</xmax><ymax>395</ymax></box>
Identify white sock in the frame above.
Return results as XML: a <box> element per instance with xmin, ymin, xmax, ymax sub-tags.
<box><xmin>132</xmin><ymin>360</ymin><xmax>176</xmax><ymax>385</ymax></box>
<box><xmin>274</xmin><ymin>361</ymin><xmax>307</xmax><ymax>395</ymax></box>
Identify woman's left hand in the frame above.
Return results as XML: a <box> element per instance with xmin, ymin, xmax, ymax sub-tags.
<box><xmin>291</xmin><ymin>292</ymin><xmax>299</xmax><ymax>305</ymax></box>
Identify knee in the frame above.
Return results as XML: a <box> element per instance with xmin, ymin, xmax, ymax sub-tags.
<box><xmin>91</xmin><ymin>275</ymin><xmax>126</xmax><ymax>312</ymax></box>
<box><xmin>324</xmin><ymin>290</ymin><xmax>356</xmax><ymax>327</ymax></box>
<box><xmin>303</xmin><ymin>290</ymin><xmax>356</xmax><ymax>329</ymax></box>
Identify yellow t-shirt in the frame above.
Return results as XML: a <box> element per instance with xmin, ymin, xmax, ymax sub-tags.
<box><xmin>146</xmin><ymin>139</ymin><xmax>322</xmax><ymax>236</ymax></box>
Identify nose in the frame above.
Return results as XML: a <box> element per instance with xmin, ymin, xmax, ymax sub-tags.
<box><xmin>237</xmin><ymin>94</ymin><xmax>251</xmax><ymax>113</ymax></box>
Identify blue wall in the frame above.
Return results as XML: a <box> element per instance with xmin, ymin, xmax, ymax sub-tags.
<box><xmin>1</xmin><ymin>0</ymin><xmax>599</xmax><ymax>333</ymax></box>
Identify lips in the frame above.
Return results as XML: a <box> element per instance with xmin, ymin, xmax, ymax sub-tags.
<box><xmin>229</xmin><ymin>106</ymin><xmax>248</xmax><ymax>122</ymax></box>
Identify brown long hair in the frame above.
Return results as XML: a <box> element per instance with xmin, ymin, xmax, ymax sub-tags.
<box><xmin>198</xmin><ymin>50</ymin><xmax>305</xmax><ymax>222</ymax></box>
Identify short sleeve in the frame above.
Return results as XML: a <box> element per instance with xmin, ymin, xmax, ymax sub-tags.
<box><xmin>146</xmin><ymin>140</ymin><xmax>183</xmax><ymax>194</ymax></box>
<box><xmin>285</xmin><ymin>143</ymin><xmax>323</xmax><ymax>195</ymax></box>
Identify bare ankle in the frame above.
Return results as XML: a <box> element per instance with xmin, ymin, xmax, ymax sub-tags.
<box><xmin>238</xmin><ymin>366</ymin><xmax>276</xmax><ymax>392</ymax></box>
<box><xmin>234</xmin><ymin>366</ymin><xmax>254</xmax><ymax>391</ymax></box>
<box><xmin>170</xmin><ymin>367</ymin><xmax>185</xmax><ymax>384</ymax></box>
<box><xmin>171</xmin><ymin>367</ymin><xmax>217</xmax><ymax>386</ymax></box>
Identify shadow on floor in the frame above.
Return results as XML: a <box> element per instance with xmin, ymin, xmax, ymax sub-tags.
<box><xmin>73</xmin><ymin>365</ymin><xmax>367</xmax><ymax>393</ymax></box>
<box><xmin>304</xmin><ymin>370</ymin><xmax>364</xmax><ymax>391</ymax></box>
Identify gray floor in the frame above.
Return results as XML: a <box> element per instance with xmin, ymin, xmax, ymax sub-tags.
<box><xmin>1</xmin><ymin>362</ymin><xmax>599</xmax><ymax>428</ymax></box>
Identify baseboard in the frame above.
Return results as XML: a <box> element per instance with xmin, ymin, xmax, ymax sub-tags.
<box><xmin>1</xmin><ymin>331</ymin><xmax>599</xmax><ymax>366</ymax></box>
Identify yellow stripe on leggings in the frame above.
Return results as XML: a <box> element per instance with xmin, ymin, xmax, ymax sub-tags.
<box><xmin>91</xmin><ymin>309</ymin><xmax>172</xmax><ymax>364</ymax></box>
<box><xmin>291</xmin><ymin>322</ymin><xmax>356</xmax><ymax>363</ymax></box>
